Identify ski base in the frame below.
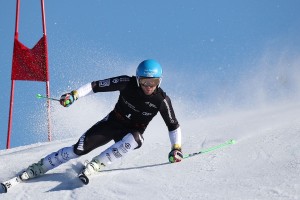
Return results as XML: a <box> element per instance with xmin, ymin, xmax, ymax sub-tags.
<box><xmin>1</xmin><ymin>176</ymin><xmax>22</xmax><ymax>193</ymax></box>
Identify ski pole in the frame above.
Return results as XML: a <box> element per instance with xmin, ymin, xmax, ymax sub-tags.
<box><xmin>183</xmin><ymin>139</ymin><xmax>236</xmax><ymax>159</ymax></box>
<box><xmin>36</xmin><ymin>94</ymin><xmax>60</xmax><ymax>101</ymax></box>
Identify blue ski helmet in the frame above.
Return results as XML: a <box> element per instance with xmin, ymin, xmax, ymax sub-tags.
<box><xmin>136</xmin><ymin>59</ymin><xmax>163</xmax><ymax>87</ymax></box>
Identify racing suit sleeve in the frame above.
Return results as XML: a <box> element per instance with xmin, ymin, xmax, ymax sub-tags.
<box><xmin>159</xmin><ymin>96</ymin><xmax>182</xmax><ymax>150</ymax></box>
<box><xmin>76</xmin><ymin>75</ymin><xmax>131</xmax><ymax>98</ymax></box>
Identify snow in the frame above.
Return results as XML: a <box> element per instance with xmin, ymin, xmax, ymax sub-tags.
<box><xmin>1</xmin><ymin>101</ymin><xmax>300</xmax><ymax>199</ymax></box>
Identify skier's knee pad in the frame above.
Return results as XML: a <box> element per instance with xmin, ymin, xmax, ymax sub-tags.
<box><xmin>130</xmin><ymin>131</ymin><xmax>144</xmax><ymax>149</ymax></box>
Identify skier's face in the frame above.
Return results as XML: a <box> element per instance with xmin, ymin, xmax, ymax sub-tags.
<box><xmin>140</xmin><ymin>84</ymin><xmax>157</xmax><ymax>95</ymax></box>
<box><xmin>139</xmin><ymin>78</ymin><xmax>160</xmax><ymax>95</ymax></box>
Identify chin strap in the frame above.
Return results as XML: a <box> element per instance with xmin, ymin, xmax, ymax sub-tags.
<box><xmin>136</xmin><ymin>77</ymin><xmax>140</xmax><ymax>87</ymax></box>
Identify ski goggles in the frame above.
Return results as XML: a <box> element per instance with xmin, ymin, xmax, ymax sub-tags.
<box><xmin>139</xmin><ymin>77</ymin><xmax>161</xmax><ymax>87</ymax></box>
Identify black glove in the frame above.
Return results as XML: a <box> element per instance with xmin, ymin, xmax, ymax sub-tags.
<box><xmin>60</xmin><ymin>90</ymin><xmax>79</xmax><ymax>107</ymax></box>
<box><xmin>168</xmin><ymin>147</ymin><xmax>183</xmax><ymax>163</ymax></box>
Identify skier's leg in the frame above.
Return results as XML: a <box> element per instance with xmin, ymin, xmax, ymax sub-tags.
<box><xmin>20</xmin><ymin>113</ymin><xmax>115</xmax><ymax>180</ymax></box>
<box><xmin>20</xmin><ymin>146</ymin><xmax>79</xmax><ymax>180</ymax></box>
<box><xmin>82</xmin><ymin>131</ymin><xmax>144</xmax><ymax>176</ymax></box>
<box><xmin>73</xmin><ymin>114</ymin><xmax>117</xmax><ymax>156</ymax></box>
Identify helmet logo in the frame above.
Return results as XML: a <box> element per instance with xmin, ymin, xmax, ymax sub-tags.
<box><xmin>144</xmin><ymin>69</ymin><xmax>158</xmax><ymax>77</ymax></box>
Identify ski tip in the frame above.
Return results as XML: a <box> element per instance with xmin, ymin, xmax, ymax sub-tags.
<box><xmin>1</xmin><ymin>183</ymin><xmax>8</xmax><ymax>193</ymax></box>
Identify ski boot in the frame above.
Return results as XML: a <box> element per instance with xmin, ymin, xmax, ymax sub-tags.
<box><xmin>78</xmin><ymin>159</ymin><xmax>103</xmax><ymax>185</ymax></box>
<box><xmin>20</xmin><ymin>159</ymin><xmax>46</xmax><ymax>181</ymax></box>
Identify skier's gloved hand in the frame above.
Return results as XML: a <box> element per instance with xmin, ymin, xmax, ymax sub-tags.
<box><xmin>168</xmin><ymin>145</ymin><xmax>183</xmax><ymax>163</ymax></box>
<box><xmin>60</xmin><ymin>90</ymin><xmax>79</xmax><ymax>107</ymax></box>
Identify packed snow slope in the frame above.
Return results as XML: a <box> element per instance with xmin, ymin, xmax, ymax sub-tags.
<box><xmin>0</xmin><ymin>101</ymin><xmax>299</xmax><ymax>200</ymax></box>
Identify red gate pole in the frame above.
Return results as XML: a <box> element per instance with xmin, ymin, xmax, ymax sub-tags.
<box><xmin>7</xmin><ymin>0</ymin><xmax>52</xmax><ymax>148</ymax></box>
<box><xmin>41</xmin><ymin>0</ymin><xmax>52</xmax><ymax>141</ymax></box>
<box><xmin>7</xmin><ymin>81</ymin><xmax>15</xmax><ymax>149</ymax></box>
<box><xmin>6</xmin><ymin>0</ymin><xmax>20</xmax><ymax>149</ymax></box>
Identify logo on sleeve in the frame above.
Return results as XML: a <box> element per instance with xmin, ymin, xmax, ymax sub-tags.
<box><xmin>120</xmin><ymin>77</ymin><xmax>130</xmax><ymax>82</ymax></box>
<box><xmin>112</xmin><ymin>78</ymin><xmax>119</xmax><ymax>83</ymax></box>
<box><xmin>99</xmin><ymin>79</ymin><xmax>110</xmax><ymax>87</ymax></box>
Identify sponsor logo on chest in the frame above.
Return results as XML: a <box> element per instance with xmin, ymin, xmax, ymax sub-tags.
<box><xmin>145</xmin><ymin>101</ymin><xmax>157</xmax><ymax>109</ymax></box>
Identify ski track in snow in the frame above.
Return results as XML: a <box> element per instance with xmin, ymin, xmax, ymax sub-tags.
<box><xmin>0</xmin><ymin>102</ymin><xmax>300</xmax><ymax>199</ymax></box>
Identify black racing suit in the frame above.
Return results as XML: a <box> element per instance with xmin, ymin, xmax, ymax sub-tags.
<box><xmin>74</xmin><ymin>75</ymin><xmax>180</xmax><ymax>155</ymax></box>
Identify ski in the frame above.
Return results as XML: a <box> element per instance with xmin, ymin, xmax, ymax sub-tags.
<box><xmin>2</xmin><ymin>140</ymin><xmax>236</xmax><ymax>190</ymax></box>
<box><xmin>1</xmin><ymin>176</ymin><xmax>22</xmax><ymax>193</ymax></box>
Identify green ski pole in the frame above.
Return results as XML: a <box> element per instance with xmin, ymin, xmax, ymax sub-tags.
<box><xmin>184</xmin><ymin>139</ymin><xmax>236</xmax><ymax>159</ymax></box>
<box><xmin>36</xmin><ymin>94</ymin><xmax>60</xmax><ymax>101</ymax></box>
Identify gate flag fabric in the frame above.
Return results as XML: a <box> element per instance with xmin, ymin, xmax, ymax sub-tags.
<box><xmin>11</xmin><ymin>35</ymin><xmax>49</xmax><ymax>82</ymax></box>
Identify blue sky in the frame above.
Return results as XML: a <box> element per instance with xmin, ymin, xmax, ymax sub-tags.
<box><xmin>1</xmin><ymin>0</ymin><xmax>300</xmax><ymax>149</ymax></box>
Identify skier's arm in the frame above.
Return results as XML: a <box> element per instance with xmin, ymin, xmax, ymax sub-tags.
<box><xmin>159</xmin><ymin>96</ymin><xmax>181</xmax><ymax>148</ymax></box>
<box><xmin>159</xmin><ymin>96</ymin><xmax>183</xmax><ymax>162</ymax></box>
<box><xmin>169</xmin><ymin>127</ymin><xmax>182</xmax><ymax>151</ymax></box>
<box><xmin>60</xmin><ymin>76</ymin><xmax>130</xmax><ymax>107</ymax></box>
<box><xmin>168</xmin><ymin>127</ymin><xmax>183</xmax><ymax>163</ymax></box>
<box><xmin>59</xmin><ymin>83</ymin><xmax>93</xmax><ymax>107</ymax></box>
<box><xmin>76</xmin><ymin>82</ymin><xmax>94</xmax><ymax>98</ymax></box>
<box><xmin>77</xmin><ymin>75</ymin><xmax>131</xmax><ymax>96</ymax></box>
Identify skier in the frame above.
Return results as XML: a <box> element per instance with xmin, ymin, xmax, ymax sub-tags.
<box><xmin>19</xmin><ymin>59</ymin><xmax>183</xmax><ymax>182</ymax></box>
